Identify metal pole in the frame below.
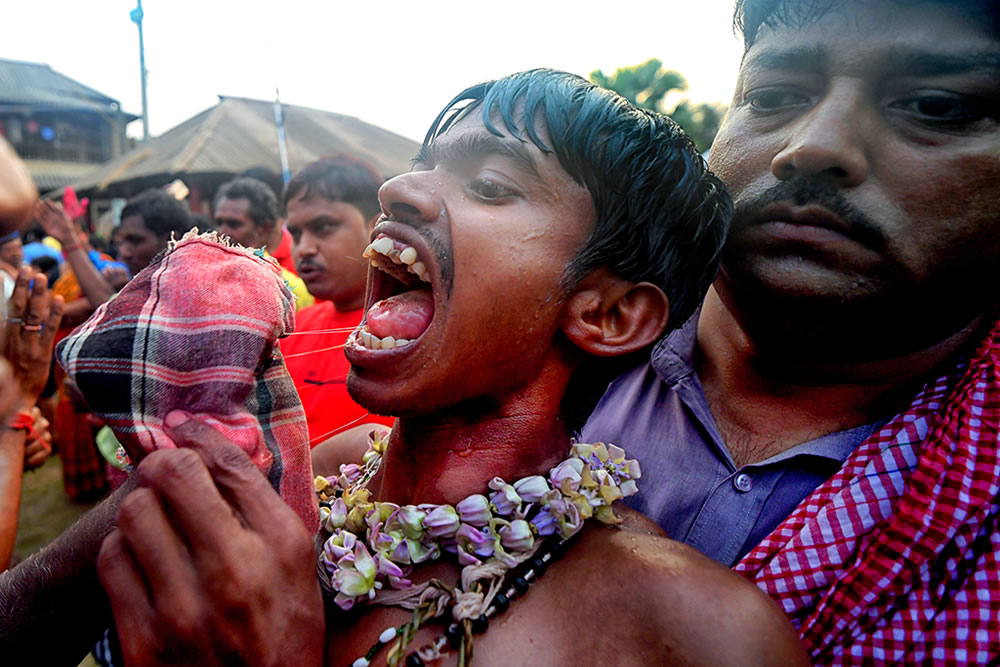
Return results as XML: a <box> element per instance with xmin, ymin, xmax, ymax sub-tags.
<box><xmin>273</xmin><ymin>88</ymin><xmax>291</xmax><ymax>185</ymax></box>
<box><xmin>130</xmin><ymin>0</ymin><xmax>150</xmax><ymax>140</ymax></box>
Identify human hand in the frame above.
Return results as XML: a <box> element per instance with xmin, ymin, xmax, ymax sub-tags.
<box><xmin>100</xmin><ymin>264</ymin><xmax>130</xmax><ymax>290</ymax></box>
<box><xmin>33</xmin><ymin>199</ymin><xmax>83</xmax><ymax>249</ymax></box>
<box><xmin>97</xmin><ymin>412</ymin><xmax>325</xmax><ymax>667</ymax></box>
<box><xmin>22</xmin><ymin>406</ymin><xmax>52</xmax><ymax>472</ymax></box>
<box><xmin>4</xmin><ymin>267</ymin><xmax>64</xmax><ymax>403</ymax></box>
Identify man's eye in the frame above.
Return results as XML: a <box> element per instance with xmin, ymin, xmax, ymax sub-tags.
<box><xmin>745</xmin><ymin>89</ymin><xmax>809</xmax><ymax>113</ymax></box>
<box><xmin>468</xmin><ymin>178</ymin><xmax>513</xmax><ymax>201</ymax></box>
<box><xmin>891</xmin><ymin>95</ymin><xmax>986</xmax><ymax>125</ymax></box>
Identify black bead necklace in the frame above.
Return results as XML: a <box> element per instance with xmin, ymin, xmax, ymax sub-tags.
<box><xmin>348</xmin><ymin>536</ymin><xmax>569</xmax><ymax>667</ymax></box>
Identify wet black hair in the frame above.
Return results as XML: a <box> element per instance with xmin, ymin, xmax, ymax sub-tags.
<box><xmin>425</xmin><ymin>68</ymin><xmax>731</xmax><ymax>333</ymax></box>
<box><xmin>425</xmin><ymin>69</ymin><xmax>732</xmax><ymax>433</ymax></box>
<box><xmin>120</xmin><ymin>189</ymin><xmax>192</xmax><ymax>240</ymax></box>
<box><xmin>736</xmin><ymin>0</ymin><xmax>1000</xmax><ymax>49</ymax></box>
<box><xmin>282</xmin><ymin>155</ymin><xmax>383</xmax><ymax>223</ymax></box>
<box><xmin>214</xmin><ymin>177</ymin><xmax>279</xmax><ymax>230</ymax></box>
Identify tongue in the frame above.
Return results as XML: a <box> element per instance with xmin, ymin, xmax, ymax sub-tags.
<box><xmin>366</xmin><ymin>289</ymin><xmax>434</xmax><ymax>340</ymax></box>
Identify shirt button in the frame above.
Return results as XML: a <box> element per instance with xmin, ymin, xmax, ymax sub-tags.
<box><xmin>733</xmin><ymin>472</ymin><xmax>753</xmax><ymax>493</ymax></box>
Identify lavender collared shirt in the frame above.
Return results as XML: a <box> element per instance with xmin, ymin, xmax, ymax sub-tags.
<box><xmin>581</xmin><ymin>313</ymin><xmax>880</xmax><ymax>567</ymax></box>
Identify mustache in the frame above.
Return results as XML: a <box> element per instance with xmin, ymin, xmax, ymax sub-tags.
<box><xmin>377</xmin><ymin>216</ymin><xmax>454</xmax><ymax>296</ymax></box>
<box><xmin>296</xmin><ymin>258</ymin><xmax>326</xmax><ymax>271</ymax></box>
<box><xmin>734</xmin><ymin>177</ymin><xmax>887</xmax><ymax>249</ymax></box>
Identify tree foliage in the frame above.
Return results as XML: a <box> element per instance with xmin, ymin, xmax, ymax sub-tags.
<box><xmin>589</xmin><ymin>58</ymin><xmax>726</xmax><ymax>152</ymax></box>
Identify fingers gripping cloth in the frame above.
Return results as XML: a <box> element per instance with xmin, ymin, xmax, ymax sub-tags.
<box><xmin>56</xmin><ymin>230</ymin><xmax>318</xmax><ymax>532</ymax></box>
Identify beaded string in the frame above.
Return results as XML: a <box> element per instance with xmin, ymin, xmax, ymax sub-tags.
<box><xmin>349</xmin><ymin>536</ymin><xmax>570</xmax><ymax>667</ymax></box>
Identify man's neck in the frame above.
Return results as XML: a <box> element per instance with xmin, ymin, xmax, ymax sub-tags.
<box><xmin>696</xmin><ymin>287</ymin><xmax>982</xmax><ymax>466</ymax></box>
<box><xmin>371</xmin><ymin>369</ymin><xmax>573</xmax><ymax>506</ymax></box>
<box><xmin>331</xmin><ymin>292</ymin><xmax>365</xmax><ymax>313</ymax></box>
<box><xmin>265</xmin><ymin>224</ymin><xmax>284</xmax><ymax>255</ymax></box>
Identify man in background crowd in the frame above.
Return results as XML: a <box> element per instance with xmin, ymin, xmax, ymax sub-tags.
<box><xmin>213</xmin><ymin>176</ymin><xmax>314</xmax><ymax>310</ymax></box>
<box><xmin>279</xmin><ymin>156</ymin><xmax>394</xmax><ymax>447</ymax></box>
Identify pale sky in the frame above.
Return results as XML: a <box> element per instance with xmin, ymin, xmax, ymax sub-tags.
<box><xmin>6</xmin><ymin>1</ymin><xmax>745</xmax><ymax>143</ymax></box>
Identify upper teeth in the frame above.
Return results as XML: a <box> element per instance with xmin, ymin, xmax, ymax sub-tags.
<box><xmin>363</xmin><ymin>236</ymin><xmax>430</xmax><ymax>283</ymax></box>
<box><xmin>357</xmin><ymin>327</ymin><xmax>411</xmax><ymax>350</ymax></box>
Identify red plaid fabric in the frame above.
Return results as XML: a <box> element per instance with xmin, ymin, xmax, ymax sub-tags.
<box><xmin>57</xmin><ymin>231</ymin><xmax>318</xmax><ymax>532</ymax></box>
<box><xmin>736</xmin><ymin>314</ymin><xmax>1000</xmax><ymax>664</ymax></box>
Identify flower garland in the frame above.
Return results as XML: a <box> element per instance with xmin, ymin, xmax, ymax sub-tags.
<box><xmin>314</xmin><ymin>429</ymin><xmax>641</xmax><ymax>612</ymax></box>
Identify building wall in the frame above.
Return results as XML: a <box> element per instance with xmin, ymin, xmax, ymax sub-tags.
<box><xmin>0</xmin><ymin>108</ymin><xmax>130</xmax><ymax>163</ymax></box>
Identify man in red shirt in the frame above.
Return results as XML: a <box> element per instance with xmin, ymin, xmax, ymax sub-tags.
<box><xmin>280</xmin><ymin>156</ymin><xmax>394</xmax><ymax>445</ymax></box>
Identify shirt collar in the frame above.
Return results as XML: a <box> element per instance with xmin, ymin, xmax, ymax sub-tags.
<box><xmin>650</xmin><ymin>308</ymin><xmax>701</xmax><ymax>386</ymax></box>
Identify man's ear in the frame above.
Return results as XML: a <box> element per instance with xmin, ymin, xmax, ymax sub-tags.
<box><xmin>560</xmin><ymin>268</ymin><xmax>669</xmax><ymax>357</ymax></box>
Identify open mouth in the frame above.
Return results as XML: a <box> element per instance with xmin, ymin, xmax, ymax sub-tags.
<box><xmin>354</xmin><ymin>232</ymin><xmax>435</xmax><ymax>351</ymax></box>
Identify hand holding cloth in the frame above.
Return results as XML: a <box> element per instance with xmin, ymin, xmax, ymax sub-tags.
<box><xmin>57</xmin><ymin>230</ymin><xmax>317</xmax><ymax>531</ymax></box>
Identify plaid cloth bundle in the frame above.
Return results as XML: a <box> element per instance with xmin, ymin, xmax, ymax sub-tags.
<box><xmin>57</xmin><ymin>231</ymin><xmax>318</xmax><ymax>532</ymax></box>
<box><xmin>736</xmin><ymin>312</ymin><xmax>1000</xmax><ymax>664</ymax></box>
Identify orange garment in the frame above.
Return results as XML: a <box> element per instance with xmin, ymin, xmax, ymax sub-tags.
<box><xmin>51</xmin><ymin>265</ymin><xmax>83</xmax><ymax>303</ymax></box>
<box><xmin>281</xmin><ymin>302</ymin><xmax>393</xmax><ymax>446</ymax></box>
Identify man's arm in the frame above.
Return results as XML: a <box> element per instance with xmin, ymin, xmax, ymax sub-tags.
<box><xmin>35</xmin><ymin>200</ymin><xmax>117</xmax><ymax>308</ymax></box>
<box><xmin>0</xmin><ymin>478</ymin><xmax>132</xmax><ymax>663</ymax></box>
<box><xmin>0</xmin><ymin>377</ymin><xmax>27</xmax><ymax>570</ymax></box>
<box><xmin>98</xmin><ymin>412</ymin><xmax>325</xmax><ymax>666</ymax></box>
<box><xmin>0</xmin><ymin>137</ymin><xmax>35</xmax><ymax>234</ymax></box>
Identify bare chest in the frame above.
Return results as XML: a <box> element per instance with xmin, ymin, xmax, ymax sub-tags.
<box><xmin>323</xmin><ymin>561</ymin><xmax>594</xmax><ymax>667</ymax></box>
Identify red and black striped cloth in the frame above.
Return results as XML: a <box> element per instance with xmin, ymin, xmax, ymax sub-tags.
<box><xmin>57</xmin><ymin>231</ymin><xmax>317</xmax><ymax>532</ymax></box>
<box><xmin>737</xmin><ymin>313</ymin><xmax>1000</xmax><ymax>664</ymax></box>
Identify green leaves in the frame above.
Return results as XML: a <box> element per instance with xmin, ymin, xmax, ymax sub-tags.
<box><xmin>590</xmin><ymin>59</ymin><xmax>727</xmax><ymax>151</ymax></box>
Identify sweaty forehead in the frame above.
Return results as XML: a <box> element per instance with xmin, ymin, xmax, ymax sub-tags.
<box><xmin>425</xmin><ymin>112</ymin><xmax>584</xmax><ymax>199</ymax></box>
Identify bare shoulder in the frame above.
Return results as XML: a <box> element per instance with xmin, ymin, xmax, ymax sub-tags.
<box><xmin>310</xmin><ymin>423</ymin><xmax>386</xmax><ymax>477</ymax></box>
<box><xmin>556</xmin><ymin>507</ymin><xmax>809</xmax><ymax>665</ymax></box>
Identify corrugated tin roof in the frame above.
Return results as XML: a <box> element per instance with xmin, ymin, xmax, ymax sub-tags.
<box><xmin>0</xmin><ymin>58</ymin><xmax>136</xmax><ymax>117</ymax></box>
<box><xmin>23</xmin><ymin>159</ymin><xmax>104</xmax><ymax>193</ymax></box>
<box><xmin>67</xmin><ymin>96</ymin><xmax>421</xmax><ymax>197</ymax></box>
